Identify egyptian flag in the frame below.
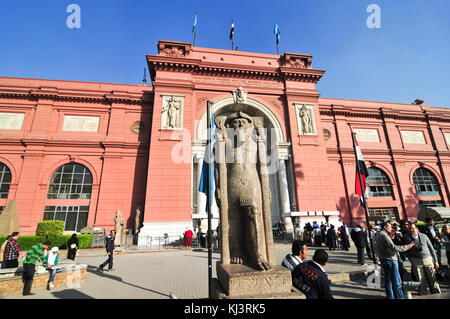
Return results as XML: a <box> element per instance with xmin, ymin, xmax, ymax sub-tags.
<box><xmin>354</xmin><ymin>134</ymin><xmax>369</xmax><ymax>200</ymax></box>
<box><xmin>229</xmin><ymin>20</ymin><xmax>234</xmax><ymax>41</ymax></box>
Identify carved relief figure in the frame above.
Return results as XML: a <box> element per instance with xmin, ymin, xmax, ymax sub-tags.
<box><xmin>299</xmin><ymin>105</ymin><xmax>313</xmax><ymax>134</ymax></box>
<box><xmin>214</xmin><ymin>111</ymin><xmax>275</xmax><ymax>271</ymax></box>
<box><xmin>162</xmin><ymin>96</ymin><xmax>181</xmax><ymax>129</ymax></box>
<box><xmin>232</xmin><ymin>87</ymin><xmax>247</xmax><ymax>104</ymax></box>
<box><xmin>135</xmin><ymin>205</ymin><xmax>143</xmax><ymax>234</ymax></box>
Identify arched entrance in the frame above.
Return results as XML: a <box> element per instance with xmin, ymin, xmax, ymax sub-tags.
<box><xmin>192</xmin><ymin>96</ymin><xmax>294</xmax><ymax>234</ymax></box>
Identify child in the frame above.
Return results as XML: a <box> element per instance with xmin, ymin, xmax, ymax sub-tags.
<box><xmin>44</xmin><ymin>247</ymin><xmax>62</xmax><ymax>289</ymax></box>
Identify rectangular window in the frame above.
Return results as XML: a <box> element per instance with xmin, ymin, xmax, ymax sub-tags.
<box><xmin>43</xmin><ymin>206</ymin><xmax>89</xmax><ymax>232</ymax></box>
<box><xmin>368</xmin><ymin>207</ymin><xmax>399</xmax><ymax>222</ymax></box>
<box><xmin>419</xmin><ymin>200</ymin><xmax>444</xmax><ymax>209</ymax></box>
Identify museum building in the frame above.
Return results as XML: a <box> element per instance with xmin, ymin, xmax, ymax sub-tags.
<box><xmin>1</xmin><ymin>40</ymin><xmax>450</xmax><ymax>241</ymax></box>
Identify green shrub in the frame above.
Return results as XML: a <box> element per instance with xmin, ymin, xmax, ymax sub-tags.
<box><xmin>0</xmin><ymin>235</ymin><xmax>7</xmax><ymax>249</ymax></box>
<box><xmin>0</xmin><ymin>234</ymin><xmax>94</xmax><ymax>251</ymax></box>
<box><xmin>35</xmin><ymin>220</ymin><xmax>65</xmax><ymax>236</ymax></box>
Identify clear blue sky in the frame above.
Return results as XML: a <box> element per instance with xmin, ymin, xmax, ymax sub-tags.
<box><xmin>0</xmin><ymin>0</ymin><xmax>449</xmax><ymax>107</ymax></box>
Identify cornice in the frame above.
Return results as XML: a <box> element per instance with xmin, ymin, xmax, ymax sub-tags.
<box><xmin>148</xmin><ymin>40</ymin><xmax>325</xmax><ymax>84</ymax></box>
<box><xmin>0</xmin><ymin>86</ymin><xmax>152</xmax><ymax>105</ymax></box>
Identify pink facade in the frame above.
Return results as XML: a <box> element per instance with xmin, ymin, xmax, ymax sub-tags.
<box><xmin>0</xmin><ymin>78</ymin><xmax>152</xmax><ymax>234</ymax></box>
<box><xmin>1</xmin><ymin>40</ymin><xmax>449</xmax><ymax>236</ymax></box>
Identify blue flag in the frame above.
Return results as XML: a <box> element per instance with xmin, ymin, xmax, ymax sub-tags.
<box><xmin>198</xmin><ymin>112</ymin><xmax>215</xmax><ymax>214</ymax></box>
<box><xmin>192</xmin><ymin>14</ymin><xmax>197</xmax><ymax>36</ymax></box>
<box><xmin>273</xmin><ymin>23</ymin><xmax>281</xmax><ymax>43</ymax></box>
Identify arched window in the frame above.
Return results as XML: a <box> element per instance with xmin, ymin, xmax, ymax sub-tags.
<box><xmin>413</xmin><ymin>168</ymin><xmax>440</xmax><ymax>196</ymax></box>
<box><xmin>366</xmin><ymin>167</ymin><xmax>393</xmax><ymax>197</ymax></box>
<box><xmin>47</xmin><ymin>163</ymin><xmax>92</xmax><ymax>199</ymax></box>
<box><xmin>0</xmin><ymin>162</ymin><xmax>11</xmax><ymax>199</ymax></box>
<box><xmin>43</xmin><ymin>163</ymin><xmax>92</xmax><ymax>232</ymax></box>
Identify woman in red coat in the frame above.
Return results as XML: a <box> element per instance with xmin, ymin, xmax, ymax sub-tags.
<box><xmin>183</xmin><ymin>228</ymin><xmax>193</xmax><ymax>250</ymax></box>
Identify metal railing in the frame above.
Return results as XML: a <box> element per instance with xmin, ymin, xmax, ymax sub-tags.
<box><xmin>92</xmin><ymin>233</ymin><xmax>106</xmax><ymax>247</ymax></box>
<box><xmin>272</xmin><ymin>229</ymin><xmax>292</xmax><ymax>244</ymax></box>
<box><xmin>134</xmin><ymin>235</ymin><xmax>183</xmax><ymax>250</ymax></box>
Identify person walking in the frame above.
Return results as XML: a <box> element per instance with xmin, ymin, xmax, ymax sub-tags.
<box><xmin>339</xmin><ymin>225</ymin><xmax>350</xmax><ymax>251</ymax></box>
<box><xmin>44</xmin><ymin>247</ymin><xmax>62</xmax><ymax>290</ymax></box>
<box><xmin>292</xmin><ymin>249</ymin><xmax>333</xmax><ymax>299</ymax></box>
<box><xmin>374</xmin><ymin>221</ymin><xmax>415</xmax><ymax>299</ymax></box>
<box><xmin>351</xmin><ymin>224</ymin><xmax>368</xmax><ymax>265</ymax></box>
<box><xmin>326</xmin><ymin>225</ymin><xmax>337</xmax><ymax>251</ymax></box>
<box><xmin>424</xmin><ymin>218</ymin><xmax>443</xmax><ymax>267</ymax></box>
<box><xmin>409</xmin><ymin>223</ymin><xmax>441</xmax><ymax>295</ymax></box>
<box><xmin>66</xmin><ymin>233</ymin><xmax>79</xmax><ymax>261</ymax></box>
<box><xmin>99</xmin><ymin>230</ymin><xmax>115</xmax><ymax>272</ymax></box>
<box><xmin>2</xmin><ymin>232</ymin><xmax>24</xmax><ymax>269</ymax></box>
<box><xmin>0</xmin><ymin>235</ymin><xmax>12</xmax><ymax>268</ymax></box>
<box><xmin>22</xmin><ymin>240</ymin><xmax>51</xmax><ymax>296</ymax></box>
<box><xmin>183</xmin><ymin>227</ymin><xmax>193</xmax><ymax>250</ymax></box>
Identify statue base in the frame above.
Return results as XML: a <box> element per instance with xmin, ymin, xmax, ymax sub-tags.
<box><xmin>214</xmin><ymin>262</ymin><xmax>306</xmax><ymax>299</ymax></box>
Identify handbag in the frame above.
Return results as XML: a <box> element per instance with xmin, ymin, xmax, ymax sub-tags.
<box><xmin>70</xmin><ymin>243</ymin><xmax>77</xmax><ymax>249</ymax></box>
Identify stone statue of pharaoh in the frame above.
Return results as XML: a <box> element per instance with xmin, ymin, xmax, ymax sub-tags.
<box><xmin>114</xmin><ymin>210</ymin><xmax>124</xmax><ymax>245</ymax></box>
<box><xmin>214</xmin><ymin>111</ymin><xmax>274</xmax><ymax>271</ymax></box>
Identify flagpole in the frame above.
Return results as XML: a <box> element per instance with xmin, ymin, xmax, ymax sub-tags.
<box><xmin>207</xmin><ymin>100</ymin><xmax>213</xmax><ymax>298</ymax></box>
<box><xmin>351</xmin><ymin>132</ymin><xmax>376</xmax><ymax>264</ymax></box>
<box><xmin>193</xmin><ymin>14</ymin><xmax>197</xmax><ymax>46</ymax></box>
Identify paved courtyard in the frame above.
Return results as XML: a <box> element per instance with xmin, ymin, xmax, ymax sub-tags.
<box><xmin>2</xmin><ymin>244</ymin><xmax>449</xmax><ymax>299</ymax></box>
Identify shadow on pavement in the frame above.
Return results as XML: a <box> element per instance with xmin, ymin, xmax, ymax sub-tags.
<box><xmin>51</xmin><ymin>289</ymin><xmax>94</xmax><ymax>299</ymax></box>
<box><xmin>331</xmin><ymin>282</ymin><xmax>385</xmax><ymax>299</ymax></box>
<box><xmin>185</xmin><ymin>254</ymin><xmax>220</xmax><ymax>260</ymax></box>
<box><xmin>86</xmin><ymin>265</ymin><xmax>171</xmax><ymax>298</ymax></box>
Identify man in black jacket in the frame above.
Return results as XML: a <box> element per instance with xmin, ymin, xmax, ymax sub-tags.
<box><xmin>99</xmin><ymin>230</ymin><xmax>115</xmax><ymax>272</ymax></box>
<box><xmin>292</xmin><ymin>249</ymin><xmax>333</xmax><ymax>299</ymax></box>
<box><xmin>351</xmin><ymin>225</ymin><xmax>368</xmax><ymax>265</ymax></box>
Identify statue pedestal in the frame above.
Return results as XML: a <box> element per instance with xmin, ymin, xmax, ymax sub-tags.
<box><xmin>214</xmin><ymin>262</ymin><xmax>305</xmax><ymax>299</ymax></box>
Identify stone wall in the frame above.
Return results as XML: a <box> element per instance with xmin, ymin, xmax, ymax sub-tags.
<box><xmin>0</xmin><ymin>265</ymin><xmax>86</xmax><ymax>297</ymax></box>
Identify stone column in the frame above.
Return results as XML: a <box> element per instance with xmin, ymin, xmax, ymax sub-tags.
<box><xmin>278</xmin><ymin>158</ymin><xmax>294</xmax><ymax>235</ymax></box>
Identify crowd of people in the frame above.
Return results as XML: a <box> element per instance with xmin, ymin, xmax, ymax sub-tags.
<box><xmin>297</xmin><ymin>221</ymin><xmax>352</xmax><ymax>251</ymax></box>
<box><xmin>285</xmin><ymin>217</ymin><xmax>449</xmax><ymax>299</ymax></box>
<box><xmin>372</xmin><ymin>218</ymin><xmax>449</xmax><ymax>298</ymax></box>
<box><xmin>1</xmin><ymin>232</ymin><xmax>80</xmax><ymax>295</ymax></box>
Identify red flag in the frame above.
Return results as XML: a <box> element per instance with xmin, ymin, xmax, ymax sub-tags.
<box><xmin>354</xmin><ymin>135</ymin><xmax>369</xmax><ymax>198</ymax></box>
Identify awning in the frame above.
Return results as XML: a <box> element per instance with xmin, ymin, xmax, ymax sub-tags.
<box><xmin>417</xmin><ymin>207</ymin><xmax>450</xmax><ymax>221</ymax></box>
